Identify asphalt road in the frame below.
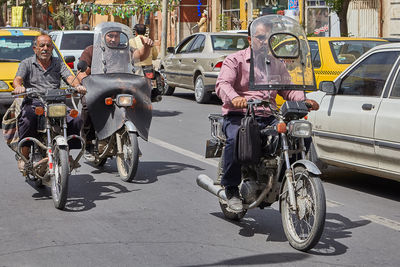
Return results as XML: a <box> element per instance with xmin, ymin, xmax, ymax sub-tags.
<box><xmin>0</xmin><ymin>88</ymin><xmax>399</xmax><ymax>267</ymax></box>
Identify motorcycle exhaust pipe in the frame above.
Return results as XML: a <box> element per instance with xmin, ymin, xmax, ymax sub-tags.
<box><xmin>196</xmin><ymin>174</ymin><xmax>227</xmax><ymax>201</ymax></box>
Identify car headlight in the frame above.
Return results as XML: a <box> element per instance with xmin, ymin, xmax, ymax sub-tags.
<box><xmin>0</xmin><ymin>81</ymin><xmax>9</xmax><ymax>90</ymax></box>
<box><xmin>287</xmin><ymin>120</ymin><xmax>312</xmax><ymax>138</ymax></box>
<box><xmin>48</xmin><ymin>104</ymin><xmax>67</xmax><ymax>117</ymax></box>
<box><xmin>116</xmin><ymin>94</ymin><xmax>133</xmax><ymax>107</ymax></box>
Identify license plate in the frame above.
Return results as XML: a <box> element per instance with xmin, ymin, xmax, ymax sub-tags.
<box><xmin>151</xmin><ymin>80</ymin><xmax>157</xmax><ymax>88</ymax></box>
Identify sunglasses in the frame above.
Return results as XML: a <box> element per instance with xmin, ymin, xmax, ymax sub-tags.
<box><xmin>255</xmin><ymin>35</ymin><xmax>268</xmax><ymax>42</ymax></box>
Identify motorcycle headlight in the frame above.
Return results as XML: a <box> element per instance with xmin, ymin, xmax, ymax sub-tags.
<box><xmin>287</xmin><ymin>120</ymin><xmax>312</xmax><ymax>138</ymax></box>
<box><xmin>0</xmin><ymin>81</ymin><xmax>9</xmax><ymax>90</ymax></box>
<box><xmin>116</xmin><ymin>94</ymin><xmax>133</xmax><ymax>107</ymax></box>
<box><xmin>48</xmin><ymin>104</ymin><xmax>67</xmax><ymax>117</ymax></box>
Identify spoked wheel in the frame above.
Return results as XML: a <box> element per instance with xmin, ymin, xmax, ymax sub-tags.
<box><xmin>280</xmin><ymin>166</ymin><xmax>326</xmax><ymax>251</ymax></box>
<box><xmin>51</xmin><ymin>146</ymin><xmax>70</xmax><ymax>210</ymax></box>
<box><xmin>217</xmin><ymin>151</ymin><xmax>247</xmax><ymax>221</ymax></box>
<box><xmin>116</xmin><ymin>129</ymin><xmax>139</xmax><ymax>182</ymax></box>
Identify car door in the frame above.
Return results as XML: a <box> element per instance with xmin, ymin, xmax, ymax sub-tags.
<box><xmin>164</xmin><ymin>35</ymin><xmax>197</xmax><ymax>88</ymax></box>
<box><xmin>313</xmin><ymin>50</ymin><xmax>400</xmax><ymax>168</ymax></box>
<box><xmin>374</xmin><ymin>58</ymin><xmax>400</xmax><ymax>175</ymax></box>
<box><xmin>180</xmin><ymin>34</ymin><xmax>206</xmax><ymax>88</ymax></box>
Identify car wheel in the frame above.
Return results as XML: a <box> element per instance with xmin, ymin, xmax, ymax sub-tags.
<box><xmin>194</xmin><ymin>75</ymin><xmax>211</xmax><ymax>104</ymax></box>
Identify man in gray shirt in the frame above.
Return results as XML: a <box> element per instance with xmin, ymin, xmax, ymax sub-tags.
<box><xmin>13</xmin><ymin>34</ymin><xmax>86</xmax><ymax>171</ymax></box>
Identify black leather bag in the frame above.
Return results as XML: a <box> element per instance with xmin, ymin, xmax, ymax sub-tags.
<box><xmin>235</xmin><ymin>115</ymin><xmax>261</xmax><ymax>164</ymax></box>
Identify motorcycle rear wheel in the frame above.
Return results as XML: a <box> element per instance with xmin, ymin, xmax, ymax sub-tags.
<box><xmin>51</xmin><ymin>146</ymin><xmax>69</xmax><ymax>210</ymax></box>
<box><xmin>116</xmin><ymin>130</ymin><xmax>139</xmax><ymax>182</ymax></box>
<box><xmin>280</xmin><ymin>166</ymin><xmax>326</xmax><ymax>251</ymax></box>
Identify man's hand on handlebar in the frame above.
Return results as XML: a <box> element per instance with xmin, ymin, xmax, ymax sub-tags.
<box><xmin>305</xmin><ymin>99</ymin><xmax>319</xmax><ymax>111</ymax></box>
<box><xmin>13</xmin><ymin>86</ymin><xmax>26</xmax><ymax>95</ymax></box>
<box><xmin>231</xmin><ymin>96</ymin><xmax>247</xmax><ymax>108</ymax></box>
<box><xmin>75</xmin><ymin>85</ymin><xmax>86</xmax><ymax>95</ymax></box>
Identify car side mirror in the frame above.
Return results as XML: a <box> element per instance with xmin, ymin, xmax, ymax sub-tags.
<box><xmin>167</xmin><ymin>47</ymin><xmax>175</xmax><ymax>54</ymax></box>
<box><xmin>64</xmin><ymin>55</ymin><xmax>75</xmax><ymax>63</ymax></box>
<box><xmin>319</xmin><ymin>81</ymin><xmax>336</xmax><ymax>95</ymax></box>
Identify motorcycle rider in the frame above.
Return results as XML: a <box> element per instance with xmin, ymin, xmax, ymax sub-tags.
<box><xmin>13</xmin><ymin>34</ymin><xmax>87</xmax><ymax>172</ymax></box>
<box><xmin>215</xmin><ymin>20</ymin><xmax>319</xmax><ymax>212</ymax></box>
<box><xmin>129</xmin><ymin>24</ymin><xmax>160</xmax><ymax>101</ymax></box>
<box><xmin>77</xmin><ymin>26</ymin><xmax>154</xmax><ymax>155</ymax></box>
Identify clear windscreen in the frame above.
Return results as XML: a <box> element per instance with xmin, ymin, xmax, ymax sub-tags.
<box><xmin>249</xmin><ymin>15</ymin><xmax>316</xmax><ymax>91</ymax></box>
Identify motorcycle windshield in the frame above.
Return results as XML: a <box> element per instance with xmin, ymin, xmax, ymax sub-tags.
<box><xmin>249</xmin><ymin>15</ymin><xmax>316</xmax><ymax>91</ymax></box>
<box><xmin>91</xmin><ymin>22</ymin><xmax>134</xmax><ymax>75</ymax></box>
<box><xmin>82</xmin><ymin>73</ymin><xmax>152</xmax><ymax>140</ymax></box>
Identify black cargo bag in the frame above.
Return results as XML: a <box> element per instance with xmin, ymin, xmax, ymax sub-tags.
<box><xmin>234</xmin><ymin>116</ymin><xmax>261</xmax><ymax>164</ymax></box>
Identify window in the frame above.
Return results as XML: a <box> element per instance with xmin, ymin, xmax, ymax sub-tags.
<box><xmin>60</xmin><ymin>33</ymin><xmax>94</xmax><ymax>50</ymax></box>
<box><xmin>211</xmin><ymin>35</ymin><xmax>249</xmax><ymax>51</ymax></box>
<box><xmin>189</xmin><ymin>35</ymin><xmax>205</xmax><ymax>53</ymax></box>
<box><xmin>390</xmin><ymin>69</ymin><xmax>400</xmax><ymax>98</ymax></box>
<box><xmin>329</xmin><ymin>40</ymin><xmax>385</xmax><ymax>64</ymax></box>
<box><xmin>338</xmin><ymin>51</ymin><xmax>400</xmax><ymax>97</ymax></box>
<box><xmin>176</xmin><ymin>36</ymin><xmax>197</xmax><ymax>54</ymax></box>
<box><xmin>308</xmin><ymin>40</ymin><xmax>321</xmax><ymax>68</ymax></box>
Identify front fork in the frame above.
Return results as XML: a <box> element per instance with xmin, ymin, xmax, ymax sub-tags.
<box><xmin>281</xmin><ymin>132</ymin><xmax>297</xmax><ymax>211</ymax></box>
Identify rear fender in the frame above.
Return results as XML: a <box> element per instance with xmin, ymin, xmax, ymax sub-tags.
<box><xmin>53</xmin><ymin>135</ymin><xmax>68</xmax><ymax>148</ymax></box>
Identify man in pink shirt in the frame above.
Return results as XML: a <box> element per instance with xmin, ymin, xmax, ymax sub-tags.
<box><xmin>215</xmin><ymin>20</ymin><xmax>318</xmax><ymax>212</ymax></box>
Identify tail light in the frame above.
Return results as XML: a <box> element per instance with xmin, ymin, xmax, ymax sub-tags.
<box><xmin>35</xmin><ymin>106</ymin><xmax>44</xmax><ymax>115</ymax></box>
<box><xmin>66</xmin><ymin>62</ymin><xmax>74</xmax><ymax>69</ymax></box>
<box><xmin>213</xmin><ymin>61</ymin><xmax>223</xmax><ymax>70</ymax></box>
<box><xmin>69</xmin><ymin>109</ymin><xmax>79</xmax><ymax>118</ymax></box>
<box><xmin>145</xmin><ymin>72</ymin><xmax>154</xmax><ymax>79</ymax></box>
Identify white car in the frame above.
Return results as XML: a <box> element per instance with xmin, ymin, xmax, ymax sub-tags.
<box><xmin>49</xmin><ymin>30</ymin><xmax>94</xmax><ymax>72</ymax></box>
<box><xmin>307</xmin><ymin>42</ymin><xmax>400</xmax><ymax>182</ymax></box>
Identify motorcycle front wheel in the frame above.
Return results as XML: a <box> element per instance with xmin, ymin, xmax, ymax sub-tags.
<box><xmin>51</xmin><ymin>146</ymin><xmax>69</xmax><ymax>210</ymax></box>
<box><xmin>280</xmin><ymin>166</ymin><xmax>326</xmax><ymax>251</ymax></box>
<box><xmin>116</xmin><ymin>129</ymin><xmax>139</xmax><ymax>182</ymax></box>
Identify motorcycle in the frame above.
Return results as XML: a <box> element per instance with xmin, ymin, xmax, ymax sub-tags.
<box><xmin>141</xmin><ymin>65</ymin><xmax>163</xmax><ymax>102</ymax></box>
<box><xmin>196</xmin><ymin>15</ymin><xmax>326</xmax><ymax>251</ymax></box>
<box><xmin>81</xmin><ymin>22</ymin><xmax>152</xmax><ymax>182</ymax></box>
<box><xmin>15</xmin><ymin>88</ymin><xmax>85</xmax><ymax>210</ymax></box>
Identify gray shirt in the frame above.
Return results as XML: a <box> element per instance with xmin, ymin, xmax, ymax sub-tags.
<box><xmin>15</xmin><ymin>55</ymin><xmax>72</xmax><ymax>92</ymax></box>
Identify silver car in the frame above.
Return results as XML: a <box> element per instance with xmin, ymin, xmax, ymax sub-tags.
<box><xmin>307</xmin><ymin>42</ymin><xmax>400</xmax><ymax>182</ymax></box>
<box><xmin>160</xmin><ymin>32</ymin><xmax>249</xmax><ymax>103</ymax></box>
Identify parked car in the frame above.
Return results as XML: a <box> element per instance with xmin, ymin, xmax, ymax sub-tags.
<box><xmin>274</xmin><ymin>36</ymin><xmax>388</xmax><ymax>106</ymax></box>
<box><xmin>49</xmin><ymin>30</ymin><xmax>94</xmax><ymax>72</ymax></box>
<box><xmin>0</xmin><ymin>27</ymin><xmax>74</xmax><ymax>116</ymax></box>
<box><xmin>306</xmin><ymin>42</ymin><xmax>400</xmax><ymax>182</ymax></box>
<box><xmin>160</xmin><ymin>32</ymin><xmax>249</xmax><ymax>103</ymax></box>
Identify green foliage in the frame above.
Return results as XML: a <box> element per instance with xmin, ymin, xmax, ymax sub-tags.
<box><xmin>52</xmin><ymin>3</ymin><xmax>74</xmax><ymax>30</ymax></box>
<box><xmin>218</xmin><ymin>14</ymin><xmax>228</xmax><ymax>31</ymax></box>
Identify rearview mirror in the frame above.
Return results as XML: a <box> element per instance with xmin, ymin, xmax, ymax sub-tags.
<box><xmin>64</xmin><ymin>55</ymin><xmax>75</xmax><ymax>63</ymax></box>
<box><xmin>167</xmin><ymin>47</ymin><xmax>175</xmax><ymax>54</ymax></box>
<box><xmin>319</xmin><ymin>81</ymin><xmax>336</xmax><ymax>95</ymax></box>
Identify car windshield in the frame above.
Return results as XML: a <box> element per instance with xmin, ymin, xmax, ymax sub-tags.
<box><xmin>211</xmin><ymin>35</ymin><xmax>249</xmax><ymax>51</ymax></box>
<box><xmin>59</xmin><ymin>33</ymin><xmax>94</xmax><ymax>50</ymax></box>
<box><xmin>329</xmin><ymin>40</ymin><xmax>386</xmax><ymax>64</ymax></box>
<box><xmin>0</xmin><ymin>35</ymin><xmax>62</xmax><ymax>62</ymax></box>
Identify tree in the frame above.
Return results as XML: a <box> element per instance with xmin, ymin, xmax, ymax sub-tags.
<box><xmin>326</xmin><ymin>0</ymin><xmax>351</xmax><ymax>36</ymax></box>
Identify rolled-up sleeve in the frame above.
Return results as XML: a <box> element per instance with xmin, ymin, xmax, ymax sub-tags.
<box><xmin>15</xmin><ymin>60</ymin><xmax>29</xmax><ymax>79</ymax></box>
<box><xmin>215</xmin><ymin>56</ymin><xmax>240</xmax><ymax>103</ymax></box>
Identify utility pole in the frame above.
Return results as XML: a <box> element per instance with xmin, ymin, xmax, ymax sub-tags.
<box><xmin>160</xmin><ymin>0</ymin><xmax>168</xmax><ymax>59</ymax></box>
<box><xmin>31</xmin><ymin>0</ymin><xmax>37</xmax><ymax>27</ymax></box>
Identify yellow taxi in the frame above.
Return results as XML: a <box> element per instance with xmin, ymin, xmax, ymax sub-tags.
<box><xmin>275</xmin><ymin>36</ymin><xmax>388</xmax><ymax>106</ymax></box>
<box><xmin>0</xmin><ymin>27</ymin><xmax>73</xmax><ymax>116</ymax></box>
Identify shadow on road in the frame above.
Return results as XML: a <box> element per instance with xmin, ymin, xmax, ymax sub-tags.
<box><xmin>323</xmin><ymin>167</ymin><xmax>400</xmax><ymax>202</ymax></box>
<box><xmin>180</xmin><ymin>252</ymin><xmax>309</xmax><ymax>267</ymax></box>
<box><xmin>152</xmin><ymin>109</ymin><xmax>182</xmax><ymax>117</ymax></box>
<box><xmin>211</xmin><ymin>209</ymin><xmax>371</xmax><ymax>257</ymax></box>
<box><xmin>30</xmin><ymin>174</ymin><xmax>133</xmax><ymax>212</ymax></box>
<box><xmin>87</xmin><ymin>159</ymin><xmax>203</xmax><ymax>184</ymax></box>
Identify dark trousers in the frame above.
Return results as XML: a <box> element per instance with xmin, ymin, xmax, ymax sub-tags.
<box><xmin>221</xmin><ymin>114</ymin><xmax>276</xmax><ymax>188</ymax></box>
<box><xmin>80</xmin><ymin>96</ymin><xmax>95</xmax><ymax>145</ymax></box>
<box><xmin>18</xmin><ymin>99</ymin><xmax>83</xmax><ymax>149</ymax></box>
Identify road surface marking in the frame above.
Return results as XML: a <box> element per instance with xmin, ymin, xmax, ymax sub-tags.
<box><xmin>360</xmin><ymin>215</ymin><xmax>400</xmax><ymax>231</ymax></box>
<box><xmin>326</xmin><ymin>199</ymin><xmax>344</xmax><ymax>208</ymax></box>
<box><xmin>149</xmin><ymin>136</ymin><xmax>219</xmax><ymax>167</ymax></box>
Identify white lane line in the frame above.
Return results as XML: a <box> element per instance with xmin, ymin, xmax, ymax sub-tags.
<box><xmin>360</xmin><ymin>215</ymin><xmax>400</xmax><ymax>231</ymax></box>
<box><xmin>148</xmin><ymin>136</ymin><xmax>219</xmax><ymax>167</ymax></box>
<box><xmin>326</xmin><ymin>199</ymin><xmax>344</xmax><ymax>208</ymax></box>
